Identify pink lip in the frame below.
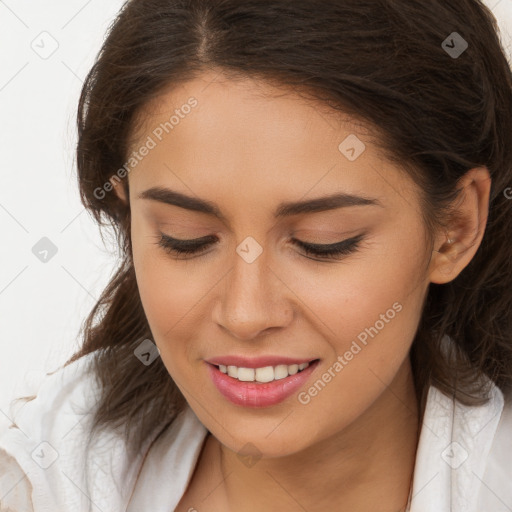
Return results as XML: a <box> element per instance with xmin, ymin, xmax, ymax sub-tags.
<box><xmin>205</xmin><ymin>355</ymin><xmax>316</xmax><ymax>368</ymax></box>
<box><xmin>206</xmin><ymin>359</ymin><xmax>320</xmax><ymax>408</ymax></box>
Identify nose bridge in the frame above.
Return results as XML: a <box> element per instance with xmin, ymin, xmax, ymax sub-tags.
<box><xmin>214</xmin><ymin>240</ymin><xmax>291</xmax><ymax>340</ymax></box>
<box><xmin>231</xmin><ymin>251</ymin><xmax>264</xmax><ymax>302</ymax></box>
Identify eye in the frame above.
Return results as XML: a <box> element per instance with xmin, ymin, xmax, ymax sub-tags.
<box><xmin>156</xmin><ymin>232</ymin><xmax>365</xmax><ymax>261</ymax></box>
<box><xmin>156</xmin><ymin>233</ymin><xmax>217</xmax><ymax>259</ymax></box>
<box><xmin>290</xmin><ymin>233</ymin><xmax>365</xmax><ymax>261</ymax></box>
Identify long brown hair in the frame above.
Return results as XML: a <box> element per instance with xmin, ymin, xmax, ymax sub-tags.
<box><xmin>14</xmin><ymin>0</ymin><xmax>512</xmax><ymax>459</ymax></box>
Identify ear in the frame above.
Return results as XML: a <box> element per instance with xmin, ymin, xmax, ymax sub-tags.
<box><xmin>110</xmin><ymin>176</ymin><xmax>129</xmax><ymax>204</ymax></box>
<box><xmin>428</xmin><ymin>167</ymin><xmax>491</xmax><ymax>284</ymax></box>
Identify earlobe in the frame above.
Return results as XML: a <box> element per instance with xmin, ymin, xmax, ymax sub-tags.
<box><xmin>428</xmin><ymin>167</ymin><xmax>491</xmax><ymax>285</ymax></box>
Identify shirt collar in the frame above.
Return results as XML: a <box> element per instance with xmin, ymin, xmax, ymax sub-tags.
<box><xmin>409</xmin><ymin>380</ymin><xmax>504</xmax><ymax>511</ymax></box>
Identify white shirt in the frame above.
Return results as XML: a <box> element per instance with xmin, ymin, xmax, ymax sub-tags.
<box><xmin>0</xmin><ymin>350</ymin><xmax>511</xmax><ymax>512</ymax></box>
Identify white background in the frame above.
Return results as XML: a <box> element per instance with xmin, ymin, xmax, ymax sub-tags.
<box><xmin>0</xmin><ymin>0</ymin><xmax>511</xmax><ymax>431</ymax></box>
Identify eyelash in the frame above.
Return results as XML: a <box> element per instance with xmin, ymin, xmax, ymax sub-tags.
<box><xmin>156</xmin><ymin>233</ymin><xmax>365</xmax><ymax>261</ymax></box>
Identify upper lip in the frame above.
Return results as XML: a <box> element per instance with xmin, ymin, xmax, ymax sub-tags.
<box><xmin>205</xmin><ymin>355</ymin><xmax>318</xmax><ymax>368</ymax></box>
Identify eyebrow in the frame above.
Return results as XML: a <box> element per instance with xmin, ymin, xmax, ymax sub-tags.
<box><xmin>138</xmin><ymin>187</ymin><xmax>383</xmax><ymax>220</ymax></box>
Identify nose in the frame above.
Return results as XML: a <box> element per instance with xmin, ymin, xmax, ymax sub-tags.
<box><xmin>212</xmin><ymin>248</ymin><xmax>294</xmax><ymax>341</ymax></box>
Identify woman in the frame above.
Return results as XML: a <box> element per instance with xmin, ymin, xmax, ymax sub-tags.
<box><xmin>1</xmin><ymin>0</ymin><xmax>511</xmax><ymax>510</ymax></box>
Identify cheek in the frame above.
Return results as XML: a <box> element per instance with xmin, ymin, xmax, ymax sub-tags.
<box><xmin>293</xmin><ymin>231</ymin><xmax>426</xmax><ymax>345</ymax></box>
<box><xmin>133</xmin><ymin>257</ymin><xmax>207</xmax><ymax>388</ymax></box>
<box><xmin>130</xmin><ymin>226</ymin><xmax>207</xmax><ymax>371</ymax></box>
<box><xmin>291</xmin><ymin>238</ymin><xmax>426</xmax><ymax>420</ymax></box>
<box><xmin>291</xmin><ymin>240</ymin><xmax>426</xmax><ymax>411</ymax></box>
<box><xmin>135</xmin><ymin>257</ymin><xmax>199</xmax><ymax>327</ymax></box>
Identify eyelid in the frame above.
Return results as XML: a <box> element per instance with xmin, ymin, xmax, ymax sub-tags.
<box><xmin>161</xmin><ymin>230</ymin><xmax>359</xmax><ymax>244</ymax></box>
<box><xmin>163</xmin><ymin>234</ymin><xmax>214</xmax><ymax>242</ymax></box>
<box><xmin>157</xmin><ymin>231</ymin><xmax>365</xmax><ymax>261</ymax></box>
<box><xmin>292</xmin><ymin>233</ymin><xmax>363</xmax><ymax>249</ymax></box>
<box><xmin>159</xmin><ymin>233</ymin><xmax>359</xmax><ymax>247</ymax></box>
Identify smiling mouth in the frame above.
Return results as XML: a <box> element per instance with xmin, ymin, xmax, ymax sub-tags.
<box><xmin>211</xmin><ymin>359</ymin><xmax>320</xmax><ymax>383</ymax></box>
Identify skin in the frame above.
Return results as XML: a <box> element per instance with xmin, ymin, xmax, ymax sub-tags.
<box><xmin>112</xmin><ymin>69</ymin><xmax>491</xmax><ymax>511</ymax></box>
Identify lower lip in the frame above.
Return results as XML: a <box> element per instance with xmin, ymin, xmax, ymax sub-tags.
<box><xmin>206</xmin><ymin>360</ymin><xmax>320</xmax><ymax>408</ymax></box>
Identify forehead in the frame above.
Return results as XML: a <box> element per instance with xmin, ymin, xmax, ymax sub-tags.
<box><xmin>132</xmin><ymin>69</ymin><xmax>376</xmax><ymax>151</ymax></box>
<box><xmin>126</xmin><ymin>70</ymin><xmax>417</xmax><ymax>216</ymax></box>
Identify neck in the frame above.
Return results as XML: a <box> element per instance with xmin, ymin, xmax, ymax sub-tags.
<box><xmin>215</xmin><ymin>356</ymin><xmax>420</xmax><ymax>512</ymax></box>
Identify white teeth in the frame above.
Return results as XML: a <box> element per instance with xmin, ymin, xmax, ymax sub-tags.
<box><xmin>256</xmin><ymin>366</ymin><xmax>274</xmax><ymax>382</ymax></box>
<box><xmin>218</xmin><ymin>361</ymin><xmax>312</xmax><ymax>382</ymax></box>
<box><xmin>288</xmin><ymin>364</ymin><xmax>299</xmax><ymax>375</ymax></box>
<box><xmin>237</xmin><ymin>367</ymin><xmax>255</xmax><ymax>381</ymax></box>
<box><xmin>273</xmin><ymin>365</ymin><xmax>289</xmax><ymax>380</ymax></box>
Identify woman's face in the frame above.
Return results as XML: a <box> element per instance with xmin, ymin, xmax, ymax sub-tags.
<box><xmin>117</xmin><ymin>69</ymin><xmax>440</xmax><ymax>457</ymax></box>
